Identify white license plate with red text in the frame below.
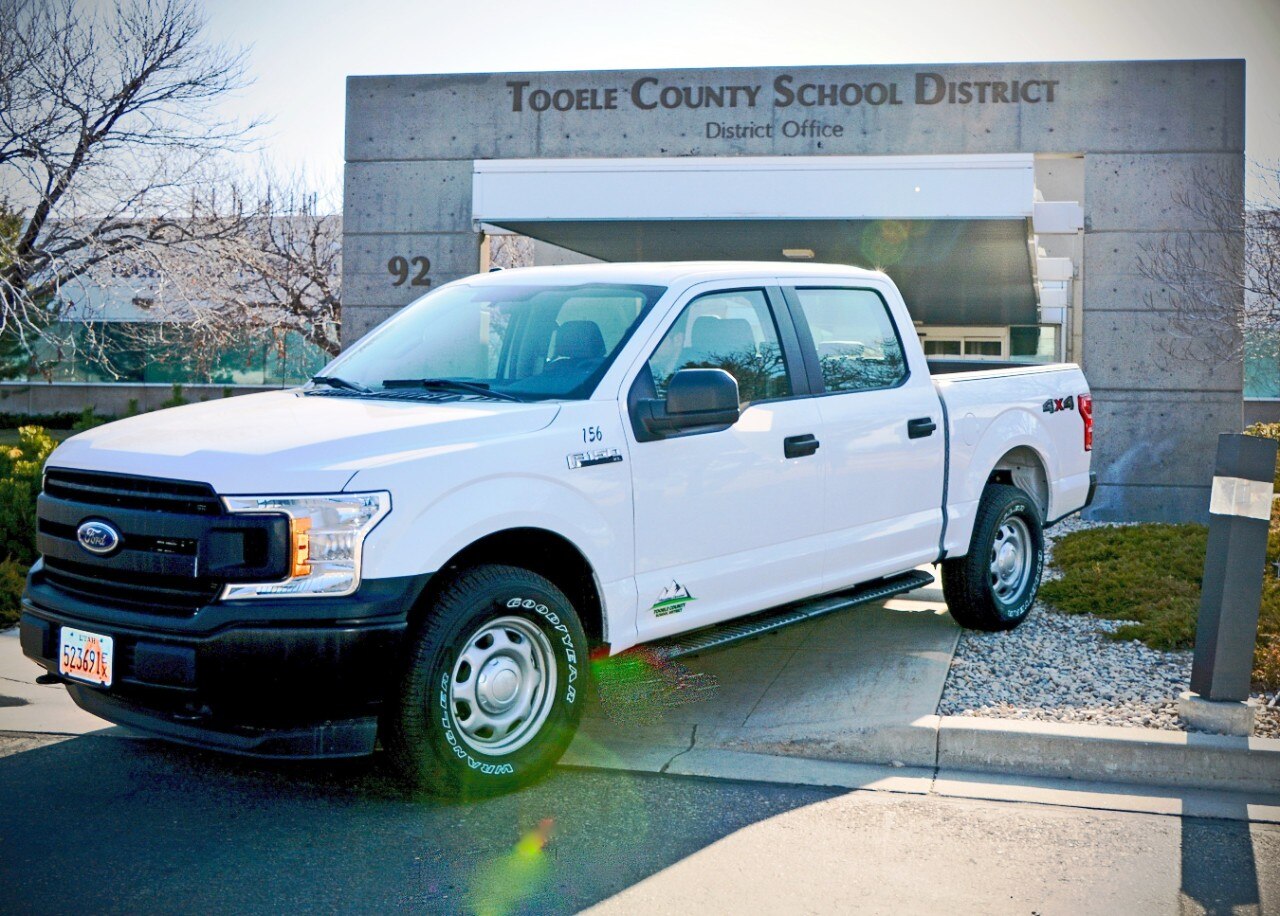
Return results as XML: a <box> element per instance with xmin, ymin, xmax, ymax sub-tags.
<box><xmin>58</xmin><ymin>626</ymin><xmax>113</xmax><ymax>687</ymax></box>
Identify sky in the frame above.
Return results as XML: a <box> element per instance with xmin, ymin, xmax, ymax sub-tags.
<box><xmin>195</xmin><ymin>0</ymin><xmax>1280</xmax><ymax>199</ymax></box>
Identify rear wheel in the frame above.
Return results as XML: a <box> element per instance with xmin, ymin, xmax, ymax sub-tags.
<box><xmin>384</xmin><ymin>564</ymin><xmax>588</xmax><ymax>796</ymax></box>
<box><xmin>942</xmin><ymin>484</ymin><xmax>1044</xmax><ymax>632</ymax></box>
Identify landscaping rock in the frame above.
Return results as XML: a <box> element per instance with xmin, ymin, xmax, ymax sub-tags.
<box><xmin>937</xmin><ymin>516</ymin><xmax>1280</xmax><ymax>739</ymax></box>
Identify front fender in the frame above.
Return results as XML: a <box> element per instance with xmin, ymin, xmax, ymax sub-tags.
<box><xmin>360</xmin><ymin>473</ymin><xmax>626</xmax><ymax>585</ymax></box>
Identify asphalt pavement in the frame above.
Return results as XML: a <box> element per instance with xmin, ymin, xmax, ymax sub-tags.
<box><xmin>1</xmin><ymin>732</ymin><xmax>1277</xmax><ymax>915</ymax></box>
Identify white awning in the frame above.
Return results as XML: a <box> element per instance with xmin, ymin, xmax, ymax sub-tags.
<box><xmin>473</xmin><ymin>154</ymin><xmax>1037</xmax><ymax>223</ymax></box>
<box><xmin>472</xmin><ymin>153</ymin><xmax>1080</xmax><ymax>327</ymax></box>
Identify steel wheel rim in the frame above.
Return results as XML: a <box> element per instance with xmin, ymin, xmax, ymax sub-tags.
<box><xmin>989</xmin><ymin>515</ymin><xmax>1032</xmax><ymax>610</ymax></box>
<box><xmin>449</xmin><ymin>615</ymin><xmax>557</xmax><ymax>756</ymax></box>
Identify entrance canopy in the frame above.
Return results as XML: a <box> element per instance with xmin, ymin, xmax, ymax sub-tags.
<box><xmin>473</xmin><ymin>154</ymin><xmax>1079</xmax><ymax>326</ymax></box>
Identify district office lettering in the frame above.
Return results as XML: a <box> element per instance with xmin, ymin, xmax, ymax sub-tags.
<box><xmin>505</xmin><ymin>73</ymin><xmax>1061</xmax><ymax>113</ymax></box>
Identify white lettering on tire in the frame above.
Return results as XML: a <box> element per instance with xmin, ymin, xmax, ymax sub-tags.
<box><xmin>437</xmin><ymin>670</ymin><xmax>515</xmax><ymax>776</ymax></box>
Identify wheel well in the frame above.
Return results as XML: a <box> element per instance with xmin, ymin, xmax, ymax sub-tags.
<box><xmin>987</xmin><ymin>446</ymin><xmax>1049</xmax><ymax>520</ymax></box>
<box><xmin>415</xmin><ymin>528</ymin><xmax>606</xmax><ymax>646</ymax></box>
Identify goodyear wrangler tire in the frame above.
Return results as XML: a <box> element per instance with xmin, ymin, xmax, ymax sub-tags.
<box><xmin>384</xmin><ymin>564</ymin><xmax>588</xmax><ymax>796</ymax></box>
<box><xmin>941</xmin><ymin>484</ymin><xmax>1045</xmax><ymax>633</ymax></box>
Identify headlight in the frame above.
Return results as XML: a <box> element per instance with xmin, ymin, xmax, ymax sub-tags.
<box><xmin>219</xmin><ymin>492</ymin><xmax>391</xmax><ymax>600</ymax></box>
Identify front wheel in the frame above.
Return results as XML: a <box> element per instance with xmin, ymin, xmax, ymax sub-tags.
<box><xmin>942</xmin><ymin>483</ymin><xmax>1044</xmax><ymax>632</ymax></box>
<box><xmin>383</xmin><ymin>564</ymin><xmax>588</xmax><ymax>796</ymax></box>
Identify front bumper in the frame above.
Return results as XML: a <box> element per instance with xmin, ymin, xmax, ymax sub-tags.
<box><xmin>20</xmin><ymin>573</ymin><xmax>430</xmax><ymax>758</ymax></box>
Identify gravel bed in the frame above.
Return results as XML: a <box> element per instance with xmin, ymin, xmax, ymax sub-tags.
<box><xmin>938</xmin><ymin>515</ymin><xmax>1280</xmax><ymax>738</ymax></box>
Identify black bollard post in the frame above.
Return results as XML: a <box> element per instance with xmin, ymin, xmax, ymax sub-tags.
<box><xmin>1181</xmin><ymin>434</ymin><xmax>1277</xmax><ymax>735</ymax></box>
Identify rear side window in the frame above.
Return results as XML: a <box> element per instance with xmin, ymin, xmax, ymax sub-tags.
<box><xmin>791</xmin><ymin>288</ymin><xmax>907</xmax><ymax>393</ymax></box>
<box><xmin>646</xmin><ymin>289</ymin><xmax>792</xmax><ymax>404</ymax></box>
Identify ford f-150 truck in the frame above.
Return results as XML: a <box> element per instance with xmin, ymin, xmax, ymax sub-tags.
<box><xmin>21</xmin><ymin>262</ymin><xmax>1094</xmax><ymax>793</ymax></box>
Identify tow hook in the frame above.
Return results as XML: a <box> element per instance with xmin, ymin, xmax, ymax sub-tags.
<box><xmin>35</xmin><ymin>673</ymin><xmax>64</xmax><ymax>686</ymax></box>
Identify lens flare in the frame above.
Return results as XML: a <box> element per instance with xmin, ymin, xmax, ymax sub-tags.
<box><xmin>591</xmin><ymin>647</ymin><xmax>719</xmax><ymax>725</ymax></box>
<box><xmin>464</xmin><ymin>818</ymin><xmax>555</xmax><ymax>916</ymax></box>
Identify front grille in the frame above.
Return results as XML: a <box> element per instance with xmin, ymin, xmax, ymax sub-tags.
<box><xmin>42</xmin><ymin>468</ymin><xmax>221</xmax><ymax>515</ymax></box>
<box><xmin>37</xmin><ymin>469</ymin><xmax>234</xmax><ymax>616</ymax></box>
<box><xmin>41</xmin><ymin>557</ymin><xmax>223</xmax><ymax>615</ymax></box>
<box><xmin>38</xmin><ymin>518</ymin><xmax>198</xmax><ymax>556</ymax></box>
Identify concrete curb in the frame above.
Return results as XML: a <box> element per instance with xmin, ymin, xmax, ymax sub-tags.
<box><xmin>573</xmin><ymin>714</ymin><xmax>1280</xmax><ymax>795</ymax></box>
<box><xmin>936</xmin><ymin>716</ymin><xmax>1280</xmax><ymax>795</ymax></box>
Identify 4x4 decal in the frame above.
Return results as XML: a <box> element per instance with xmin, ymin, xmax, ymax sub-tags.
<box><xmin>1042</xmin><ymin>396</ymin><xmax>1075</xmax><ymax>414</ymax></box>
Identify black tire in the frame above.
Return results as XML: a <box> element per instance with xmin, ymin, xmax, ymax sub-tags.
<box><xmin>942</xmin><ymin>483</ymin><xmax>1044</xmax><ymax>632</ymax></box>
<box><xmin>383</xmin><ymin>564</ymin><xmax>588</xmax><ymax>796</ymax></box>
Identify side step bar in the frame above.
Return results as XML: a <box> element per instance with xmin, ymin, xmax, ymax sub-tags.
<box><xmin>650</xmin><ymin>569</ymin><xmax>936</xmax><ymax>660</ymax></box>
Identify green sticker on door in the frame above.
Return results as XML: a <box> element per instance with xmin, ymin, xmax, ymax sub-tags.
<box><xmin>651</xmin><ymin>581</ymin><xmax>696</xmax><ymax>617</ymax></box>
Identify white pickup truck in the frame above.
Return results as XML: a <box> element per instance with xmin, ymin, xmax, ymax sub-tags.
<box><xmin>21</xmin><ymin>262</ymin><xmax>1093</xmax><ymax>793</ymax></box>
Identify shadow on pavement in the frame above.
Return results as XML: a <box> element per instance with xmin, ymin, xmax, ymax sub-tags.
<box><xmin>0</xmin><ymin>733</ymin><xmax>839</xmax><ymax>915</ymax></box>
<box><xmin>1180</xmin><ymin>814</ymin><xmax>1264</xmax><ymax>915</ymax></box>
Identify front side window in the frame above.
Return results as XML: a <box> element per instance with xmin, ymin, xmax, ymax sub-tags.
<box><xmin>791</xmin><ymin>288</ymin><xmax>907</xmax><ymax>393</ymax></box>
<box><xmin>646</xmin><ymin>289</ymin><xmax>791</xmax><ymax>405</ymax></box>
<box><xmin>318</xmin><ymin>282</ymin><xmax>664</xmax><ymax>401</ymax></box>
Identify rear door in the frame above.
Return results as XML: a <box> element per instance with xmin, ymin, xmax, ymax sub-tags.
<box><xmin>623</xmin><ymin>283</ymin><xmax>826</xmax><ymax>641</ymax></box>
<box><xmin>779</xmin><ymin>282</ymin><xmax>945</xmax><ymax>590</ymax></box>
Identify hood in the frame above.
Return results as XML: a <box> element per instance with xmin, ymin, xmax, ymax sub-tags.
<box><xmin>47</xmin><ymin>390</ymin><xmax>561</xmax><ymax>494</ymax></box>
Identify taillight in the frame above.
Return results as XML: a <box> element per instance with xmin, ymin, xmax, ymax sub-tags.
<box><xmin>1079</xmin><ymin>393</ymin><xmax>1093</xmax><ymax>451</ymax></box>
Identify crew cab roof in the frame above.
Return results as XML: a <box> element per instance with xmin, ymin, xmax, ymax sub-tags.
<box><xmin>465</xmin><ymin>261</ymin><xmax>890</xmax><ymax>287</ymax></box>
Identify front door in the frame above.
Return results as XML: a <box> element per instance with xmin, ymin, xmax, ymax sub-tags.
<box><xmin>625</xmin><ymin>285</ymin><xmax>825</xmax><ymax>642</ymax></box>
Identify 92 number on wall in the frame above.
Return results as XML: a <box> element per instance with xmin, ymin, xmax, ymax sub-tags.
<box><xmin>388</xmin><ymin>255</ymin><xmax>431</xmax><ymax>287</ymax></box>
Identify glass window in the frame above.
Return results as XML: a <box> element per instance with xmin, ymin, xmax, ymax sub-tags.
<box><xmin>1010</xmin><ymin>326</ymin><xmax>1059</xmax><ymax>363</ymax></box>
<box><xmin>321</xmin><ymin>282</ymin><xmax>664</xmax><ymax>401</ymax></box>
<box><xmin>792</xmin><ymin>288</ymin><xmax>907</xmax><ymax>392</ymax></box>
<box><xmin>923</xmin><ymin>339</ymin><xmax>962</xmax><ymax>356</ymax></box>
<box><xmin>646</xmin><ymin>289</ymin><xmax>791</xmax><ymax>404</ymax></box>
<box><xmin>1245</xmin><ymin>328</ymin><xmax>1280</xmax><ymax>398</ymax></box>
<box><xmin>964</xmin><ymin>339</ymin><xmax>1003</xmax><ymax>357</ymax></box>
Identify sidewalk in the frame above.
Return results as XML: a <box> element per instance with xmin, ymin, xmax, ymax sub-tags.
<box><xmin>573</xmin><ymin>579</ymin><xmax>956</xmax><ymax>770</ymax></box>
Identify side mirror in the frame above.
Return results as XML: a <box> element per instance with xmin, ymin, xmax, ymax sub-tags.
<box><xmin>639</xmin><ymin>368</ymin><xmax>741</xmax><ymax>435</ymax></box>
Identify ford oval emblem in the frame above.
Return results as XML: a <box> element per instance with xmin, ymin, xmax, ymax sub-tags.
<box><xmin>76</xmin><ymin>520</ymin><xmax>121</xmax><ymax>556</ymax></box>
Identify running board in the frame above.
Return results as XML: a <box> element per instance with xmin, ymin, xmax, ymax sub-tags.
<box><xmin>649</xmin><ymin>569</ymin><xmax>936</xmax><ymax>660</ymax></box>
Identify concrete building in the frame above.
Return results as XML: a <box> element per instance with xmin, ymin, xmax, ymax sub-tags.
<box><xmin>342</xmin><ymin>59</ymin><xmax>1246</xmax><ymax>522</ymax></box>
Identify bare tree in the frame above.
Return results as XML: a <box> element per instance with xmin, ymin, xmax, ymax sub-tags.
<box><xmin>0</xmin><ymin>0</ymin><xmax>256</xmax><ymax>350</ymax></box>
<box><xmin>127</xmin><ymin>175</ymin><xmax>343</xmax><ymax>367</ymax></box>
<box><xmin>490</xmin><ymin>234</ymin><xmax>534</xmax><ymax>269</ymax></box>
<box><xmin>1137</xmin><ymin>163</ymin><xmax>1280</xmax><ymax>363</ymax></box>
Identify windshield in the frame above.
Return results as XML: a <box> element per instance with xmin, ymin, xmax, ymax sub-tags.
<box><xmin>316</xmin><ymin>281</ymin><xmax>665</xmax><ymax>401</ymax></box>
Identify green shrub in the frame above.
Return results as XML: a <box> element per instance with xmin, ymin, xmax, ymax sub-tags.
<box><xmin>70</xmin><ymin>405</ymin><xmax>113</xmax><ymax>432</ymax></box>
<box><xmin>0</xmin><ymin>426</ymin><xmax>57</xmax><ymax>568</ymax></box>
<box><xmin>0</xmin><ymin>557</ymin><xmax>26</xmax><ymax>629</ymax></box>
<box><xmin>157</xmin><ymin>383</ymin><xmax>188</xmax><ymax>409</ymax></box>
<box><xmin>0</xmin><ymin>411</ymin><xmax>82</xmax><ymax>430</ymax></box>
<box><xmin>1042</xmin><ymin>520</ymin><xmax>1280</xmax><ymax>691</ymax></box>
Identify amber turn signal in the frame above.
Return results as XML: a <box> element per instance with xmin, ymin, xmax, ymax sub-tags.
<box><xmin>289</xmin><ymin>516</ymin><xmax>312</xmax><ymax>578</ymax></box>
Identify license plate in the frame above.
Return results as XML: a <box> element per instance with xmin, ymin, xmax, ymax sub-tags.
<box><xmin>58</xmin><ymin>626</ymin><xmax>113</xmax><ymax>687</ymax></box>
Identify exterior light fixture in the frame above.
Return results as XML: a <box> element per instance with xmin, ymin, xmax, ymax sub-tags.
<box><xmin>782</xmin><ymin>249</ymin><xmax>815</xmax><ymax>259</ymax></box>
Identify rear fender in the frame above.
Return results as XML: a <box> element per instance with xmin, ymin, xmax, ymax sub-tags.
<box><xmin>945</xmin><ymin>408</ymin><xmax>1057</xmax><ymax>557</ymax></box>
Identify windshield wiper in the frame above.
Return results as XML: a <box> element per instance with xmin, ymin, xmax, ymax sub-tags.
<box><xmin>382</xmin><ymin>378</ymin><xmax>524</xmax><ymax>403</ymax></box>
<box><xmin>310</xmin><ymin>375</ymin><xmax>371</xmax><ymax>393</ymax></box>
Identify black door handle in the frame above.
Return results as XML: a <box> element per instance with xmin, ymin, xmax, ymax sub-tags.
<box><xmin>907</xmin><ymin>417</ymin><xmax>937</xmax><ymax>439</ymax></box>
<box><xmin>784</xmin><ymin>433</ymin><xmax>820</xmax><ymax>458</ymax></box>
